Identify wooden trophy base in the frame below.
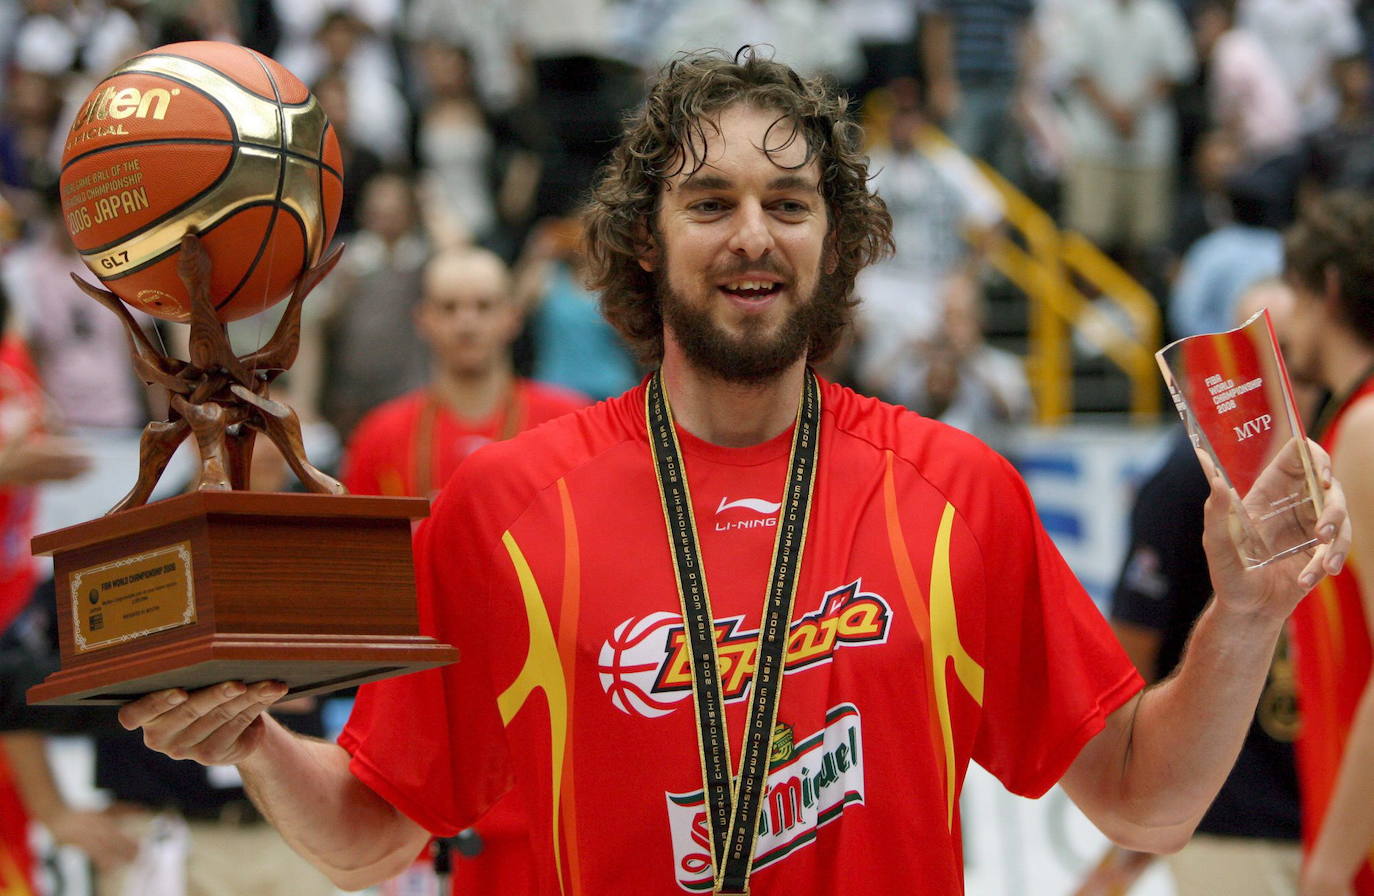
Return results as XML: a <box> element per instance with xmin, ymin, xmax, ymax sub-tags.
<box><xmin>27</xmin><ymin>491</ymin><xmax>458</xmax><ymax>705</ymax></box>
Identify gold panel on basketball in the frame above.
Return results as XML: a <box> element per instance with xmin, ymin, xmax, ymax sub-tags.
<box><xmin>58</xmin><ymin>40</ymin><xmax>344</xmax><ymax>322</ymax></box>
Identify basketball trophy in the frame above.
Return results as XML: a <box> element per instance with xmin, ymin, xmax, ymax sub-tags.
<box><xmin>1157</xmin><ymin>308</ymin><xmax>1324</xmax><ymax>569</ymax></box>
<box><xmin>28</xmin><ymin>42</ymin><xmax>457</xmax><ymax>705</ymax></box>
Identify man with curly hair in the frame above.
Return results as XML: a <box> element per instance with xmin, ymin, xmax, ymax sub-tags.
<box><xmin>113</xmin><ymin>50</ymin><xmax>1350</xmax><ymax>895</ymax></box>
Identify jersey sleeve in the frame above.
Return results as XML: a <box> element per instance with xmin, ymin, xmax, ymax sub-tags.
<box><xmin>337</xmin><ymin>471</ymin><xmax>514</xmax><ymax>835</ymax></box>
<box><xmin>967</xmin><ymin>452</ymin><xmax>1144</xmax><ymax>798</ymax></box>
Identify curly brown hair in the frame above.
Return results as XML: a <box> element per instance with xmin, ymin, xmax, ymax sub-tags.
<box><xmin>582</xmin><ymin>48</ymin><xmax>894</xmax><ymax>365</ymax></box>
<box><xmin>1285</xmin><ymin>191</ymin><xmax>1374</xmax><ymax>346</ymax></box>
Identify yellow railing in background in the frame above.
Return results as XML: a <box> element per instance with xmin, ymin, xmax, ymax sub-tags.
<box><xmin>859</xmin><ymin>87</ymin><xmax>1162</xmax><ymax>425</ymax></box>
<box><xmin>977</xmin><ymin>163</ymin><xmax>1162</xmax><ymax>425</ymax></box>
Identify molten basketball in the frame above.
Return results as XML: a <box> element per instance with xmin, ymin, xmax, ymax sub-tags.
<box><xmin>58</xmin><ymin>41</ymin><xmax>343</xmax><ymax>323</ymax></box>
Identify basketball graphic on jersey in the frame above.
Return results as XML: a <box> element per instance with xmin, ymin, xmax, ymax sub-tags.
<box><xmin>597</xmin><ymin>612</ymin><xmax>689</xmax><ymax>718</ymax></box>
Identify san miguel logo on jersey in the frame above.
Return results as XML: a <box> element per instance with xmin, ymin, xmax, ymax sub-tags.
<box><xmin>597</xmin><ymin>580</ymin><xmax>891</xmax><ymax>718</ymax></box>
<box><xmin>664</xmin><ymin>703</ymin><xmax>865</xmax><ymax>892</ymax></box>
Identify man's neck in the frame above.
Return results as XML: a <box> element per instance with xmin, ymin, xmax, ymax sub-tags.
<box><xmin>1321</xmin><ymin>330</ymin><xmax>1374</xmax><ymax>399</ymax></box>
<box><xmin>659</xmin><ymin>344</ymin><xmax>808</xmax><ymax>448</ymax></box>
<box><xmin>430</xmin><ymin>363</ymin><xmax>515</xmax><ymax>420</ymax></box>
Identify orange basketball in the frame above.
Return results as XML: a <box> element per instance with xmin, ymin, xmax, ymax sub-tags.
<box><xmin>58</xmin><ymin>41</ymin><xmax>343</xmax><ymax>323</ymax></box>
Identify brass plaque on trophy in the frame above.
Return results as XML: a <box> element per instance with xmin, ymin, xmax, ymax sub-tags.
<box><xmin>1156</xmin><ymin>308</ymin><xmax>1323</xmax><ymax>569</ymax></box>
<box><xmin>72</xmin><ymin>542</ymin><xmax>196</xmax><ymax>654</ymax></box>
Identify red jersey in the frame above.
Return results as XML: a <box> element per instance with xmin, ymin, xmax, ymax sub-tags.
<box><xmin>0</xmin><ymin>336</ymin><xmax>43</xmax><ymax>630</ymax></box>
<box><xmin>340</xmin><ymin>380</ymin><xmax>589</xmax><ymax>499</ymax></box>
<box><xmin>1291</xmin><ymin>374</ymin><xmax>1374</xmax><ymax>893</ymax></box>
<box><xmin>340</xmin><ymin>377</ymin><xmax>1141</xmax><ymax>895</ymax></box>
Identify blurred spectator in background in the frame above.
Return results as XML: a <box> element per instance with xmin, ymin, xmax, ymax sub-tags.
<box><xmin>152</xmin><ymin>0</ymin><xmax>246</xmax><ymax>47</ymax></box>
<box><xmin>1193</xmin><ymin>0</ymin><xmax>1300</xmax><ymax>225</ymax></box>
<box><xmin>306</xmin><ymin>169</ymin><xmax>429</xmax><ymax>440</ymax></box>
<box><xmin>0</xmin><ymin>1</ymin><xmax>25</xmax><ymax>93</ymax></box>
<box><xmin>1009</xmin><ymin>0</ymin><xmax>1076</xmax><ymax>208</ymax></box>
<box><xmin>412</xmin><ymin>37</ymin><xmax>543</xmax><ymax>258</ymax></box>
<box><xmin>1240</xmin><ymin>0</ymin><xmax>1361</xmax><ymax>137</ymax></box>
<box><xmin>852</xmin><ymin>77</ymin><xmax>1003</xmax><ymax>405</ymax></box>
<box><xmin>653</xmin><ymin>0</ymin><xmax>863</xmax><ymax>86</ymax></box>
<box><xmin>1169</xmin><ymin>128</ymin><xmax>1243</xmax><ymax>268</ymax></box>
<box><xmin>1055</xmin><ymin>0</ymin><xmax>1194</xmax><ymax>278</ymax></box>
<box><xmin>311</xmin><ymin>68</ymin><xmax>383</xmax><ymax>239</ymax></box>
<box><xmin>342</xmin><ymin>245</ymin><xmax>585</xmax><ymax>507</ymax></box>
<box><xmin>831</xmin><ymin>0</ymin><xmax>928</xmax><ymax>103</ymax></box>
<box><xmin>511</xmin><ymin>0</ymin><xmax>640</xmax><ymax>222</ymax></box>
<box><xmin>1167</xmin><ymin>166</ymin><xmax>1284</xmax><ymax>339</ymax></box>
<box><xmin>0</xmin><ymin>20</ymin><xmax>73</xmax><ymax>222</ymax></box>
<box><xmin>921</xmin><ymin>0</ymin><xmax>1036</xmax><ymax>177</ymax></box>
<box><xmin>277</xmin><ymin>8</ymin><xmax>409</xmax><ymax>164</ymax></box>
<box><xmin>80</xmin><ymin>0</ymin><xmax>151</xmax><ymax>77</ymax></box>
<box><xmin>514</xmin><ymin>217</ymin><xmax>640</xmax><ymax>401</ymax></box>
<box><xmin>5</xmin><ymin>1</ymin><xmax>79</xmax><ymax>83</ymax></box>
<box><xmin>891</xmin><ymin>274</ymin><xmax>1032</xmax><ymax>447</ymax></box>
<box><xmin>405</xmin><ymin>0</ymin><xmax>523</xmax><ymax>111</ymax></box>
<box><xmin>0</xmin><ymin>190</ymin><xmax>151</xmax><ymax>430</ymax></box>
<box><xmin>271</xmin><ymin>0</ymin><xmax>402</xmax><ymax>85</ymax></box>
<box><xmin>1301</xmin><ymin>52</ymin><xmax>1374</xmax><ymax>201</ymax></box>
<box><xmin>0</xmin><ymin>281</ymin><xmax>86</xmax><ymax>637</ymax></box>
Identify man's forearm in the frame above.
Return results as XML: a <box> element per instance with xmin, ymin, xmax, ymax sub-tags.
<box><xmin>1307</xmin><ymin>676</ymin><xmax>1374</xmax><ymax>885</ymax></box>
<box><xmin>238</xmin><ymin>714</ymin><xmax>428</xmax><ymax>890</ymax></box>
<box><xmin>1123</xmin><ymin>599</ymin><xmax>1282</xmax><ymax>834</ymax></box>
<box><xmin>1067</xmin><ymin>597</ymin><xmax>1283</xmax><ymax>851</ymax></box>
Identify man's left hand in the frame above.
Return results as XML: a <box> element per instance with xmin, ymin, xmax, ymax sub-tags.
<box><xmin>1200</xmin><ymin>438</ymin><xmax>1350</xmax><ymax>619</ymax></box>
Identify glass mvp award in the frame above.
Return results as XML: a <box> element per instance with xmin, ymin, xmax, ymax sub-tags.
<box><xmin>1157</xmin><ymin>308</ymin><xmax>1324</xmax><ymax>569</ymax></box>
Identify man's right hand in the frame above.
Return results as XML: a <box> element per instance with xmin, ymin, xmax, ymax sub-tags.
<box><xmin>117</xmin><ymin>681</ymin><xmax>289</xmax><ymax>766</ymax></box>
<box><xmin>0</xmin><ymin>434</ymin><xmax>91</xmax><ymax>485</ymax></box>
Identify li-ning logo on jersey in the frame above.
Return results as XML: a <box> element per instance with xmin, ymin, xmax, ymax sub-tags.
<box><xmin>596</xmin><ymin>580</ymin><xmax>891</xmax><ymax>718</ymax></box>
<box><xmin>715</xmin><ymin>495</ymin><xmax>782</xmax><ymax>533</ymax></box>
<box><xmin>665</xmin><ymin>704</ymin><xmax>865</xmax><ymax>892</ymax></box>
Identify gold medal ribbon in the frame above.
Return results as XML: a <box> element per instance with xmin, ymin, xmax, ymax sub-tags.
<box><xmin>646</xmin><ymin>369</ymin><xmax>820</xmax><ymax>895</ymax></box>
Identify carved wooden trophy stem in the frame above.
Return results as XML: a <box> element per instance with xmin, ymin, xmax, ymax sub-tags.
<box><xmin>74</xmin><ymin>233</ymin><xmax>347</xmax><ymax>513</ymax></box>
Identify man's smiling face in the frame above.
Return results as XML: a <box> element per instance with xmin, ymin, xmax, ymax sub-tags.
<box><xmin>645</xmin><ymin>103</ymin><xmax>834</xmax><ymax>382</ymax></box>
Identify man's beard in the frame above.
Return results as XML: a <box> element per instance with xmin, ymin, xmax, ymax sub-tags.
<box><xmin>658</xmin><ymin>269</ymin><xmax>843</xmax><ymax>384</ymax></box>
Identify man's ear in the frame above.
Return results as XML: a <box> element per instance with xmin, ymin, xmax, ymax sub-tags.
<box><xmin>638</xmin><ymin>229</ymin><xmax>659</xmax><ymax>272</ymax></box>
<box><xmin>823</xmin><ymin>231</ymin><xmax>840</xmax><ymax>275</ymax></box>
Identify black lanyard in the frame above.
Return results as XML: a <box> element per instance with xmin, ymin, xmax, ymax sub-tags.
<box><xmin>646</xmin><ymin>369</ymin><xmax>821</xmax><ymax>894</ymax></box>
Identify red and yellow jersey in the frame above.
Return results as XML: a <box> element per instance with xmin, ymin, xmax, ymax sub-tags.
<box><xmin>340</xmin><ymin>380</ymin><xmax>589</xmax><ymax>500</ymax></box>
<box><xmin>340</xmin><ymin>377</ymin><xmax>1141</xmax><ymax>895</ymax></box>
<box><xmin>1291</xmin><ymin>376</ymin><xmax>1374</xmax><ymax>894</ymax></box>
